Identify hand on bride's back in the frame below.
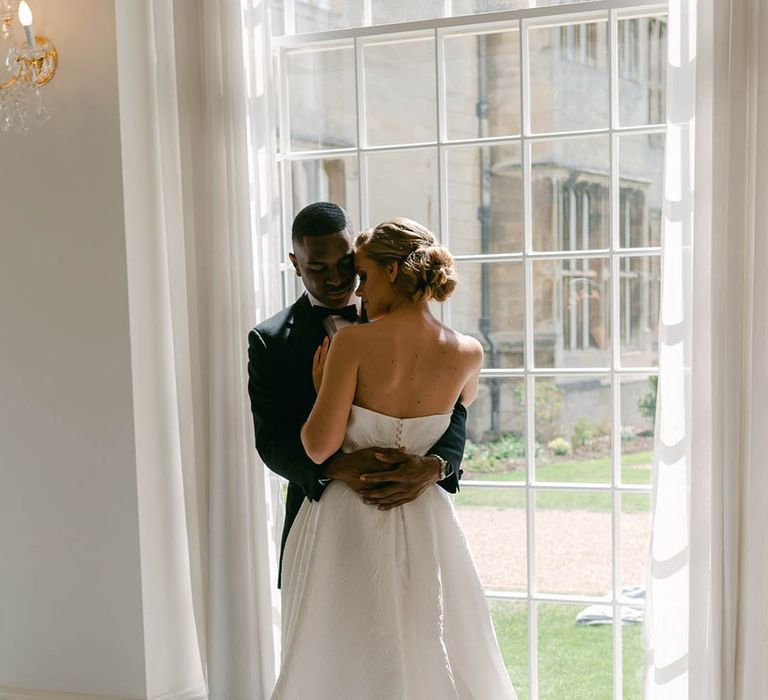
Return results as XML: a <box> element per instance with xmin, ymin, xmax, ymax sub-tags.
<box><xmin>323</xmin><ymin>447</ymin><xmax>398</xmax><ymax>495</ymax></box>
<box><xmin>324</xmin><ymin>447</ymin><xmax>440</xmax><ymax>510</ymax></box>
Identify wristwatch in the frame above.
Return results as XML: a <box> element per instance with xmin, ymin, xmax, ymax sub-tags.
<box><xmin>430</xmin><ymin>454</ymin><xmax>453</xmax><ymax>481</ymax></box>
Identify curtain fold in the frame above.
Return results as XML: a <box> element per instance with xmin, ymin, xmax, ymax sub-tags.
<box><xmin>198</xmin><ymin>0</ymin><xmax>283</xmax><ymax>697</ymax></box>
<box><xmin>642</xmin><ymin>2</ymin><xmax>695</xmax><ymax>697</ymax></box>
<box><xmin>645</xmin><ymin>0</ymin><xmax>768</xmax><ymax>698</ymax></box>
<box><xmin>118</xmin><ymin>0</ymin><xmax>283</xmax><ymax>697</ymax></box>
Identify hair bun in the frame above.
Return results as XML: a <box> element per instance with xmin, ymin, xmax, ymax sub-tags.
<box><xmin>408</xmin><ymin>243</ymin><xmax>457</xmax><ymax>303</ymax></box>
<box><xmin>354</xmin><ymin>218</ymin><xmax>459</xmax><ymax>303</ymax></box>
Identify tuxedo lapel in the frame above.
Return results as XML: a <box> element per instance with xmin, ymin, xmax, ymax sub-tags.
<box><xmin>289</xmin><ymin>293</ymin><xmax>327</xmax><ymax>372</ymax></box>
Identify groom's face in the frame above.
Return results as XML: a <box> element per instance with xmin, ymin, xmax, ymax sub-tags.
<box><xmin>290</xmin><ymin>230</ymin><xmax>356</xmax><ymax>308</ymax></box>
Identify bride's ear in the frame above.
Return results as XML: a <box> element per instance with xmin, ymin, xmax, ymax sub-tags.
<box><xmin>387</xmin><ymin>261</ymin><xmax>399</xmax><ymax>283</ymax></box>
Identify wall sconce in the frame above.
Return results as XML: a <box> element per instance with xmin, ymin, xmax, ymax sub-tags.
<box><xmin>0</xmin><ymin>0</ymin><xmax>57</xmax><ymax>132</ymax></box>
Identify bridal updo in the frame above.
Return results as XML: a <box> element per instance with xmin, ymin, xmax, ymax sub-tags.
<box><xmin>355</xmin><ymin>218</ymin><xmax>458</xmax><ymax>303</ymax></box>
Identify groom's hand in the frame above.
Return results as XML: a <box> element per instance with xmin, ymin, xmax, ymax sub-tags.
<box><xmin>322</xmin><ymin>447</ymin><xmax>401</xmax><ymax>496</ymax></box>
<box><xmin>359</xmin><ymin>452</ymin><xmax>441</xmax><ymax>510</ymax></box>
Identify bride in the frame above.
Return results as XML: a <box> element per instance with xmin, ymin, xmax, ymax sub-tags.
<box><xmin>272</xmin><ymin>218</ymin><xmax>517</xmax><ymax>699</ymax></box>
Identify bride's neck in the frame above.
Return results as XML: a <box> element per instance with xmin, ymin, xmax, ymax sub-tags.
<box><xmin>386</xmin><ymin>299</ymin><xmax>432</xmax><ymax>320</ymax></box>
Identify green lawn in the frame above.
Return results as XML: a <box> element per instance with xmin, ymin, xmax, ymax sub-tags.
<box><xmin>490</xmin><ymin>601</ymin><xmax>644</xmax><ymax>700</ymax></box>
<box><xmin>455</xmin><ymin>451</ymin><xmax>652</xmax><ymax>512</ymax></box>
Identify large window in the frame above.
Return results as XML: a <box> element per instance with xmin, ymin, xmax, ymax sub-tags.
<box><xmin>272</xmin><ymin>1</ymin><xmax>666</xmax><ymax>697</ymax></box>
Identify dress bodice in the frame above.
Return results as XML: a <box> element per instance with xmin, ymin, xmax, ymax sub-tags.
<box><xmin>342</xmin><ymin>404</ymin><xmax>452</xmax><ymax>456</ymax></box>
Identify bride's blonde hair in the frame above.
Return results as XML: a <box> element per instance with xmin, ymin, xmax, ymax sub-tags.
<box><xmin>355</xmin><ymin>218</ymin><xmax>458</xmax><ymax>302</ymax></box>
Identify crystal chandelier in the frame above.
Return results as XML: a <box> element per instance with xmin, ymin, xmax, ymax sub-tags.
<box><xmin>0</xmin><ymin>0</ymin><xmax>57</xmax><ymax>133</ymax></box>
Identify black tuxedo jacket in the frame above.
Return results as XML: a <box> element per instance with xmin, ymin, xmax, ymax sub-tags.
<box><xmin>247</xmin><ymin>293</ymin><xmax>467</xmax><ymax>587</ymax></box>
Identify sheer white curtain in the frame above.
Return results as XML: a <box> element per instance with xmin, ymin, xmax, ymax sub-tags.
<box><xmin>644</xmin><ymin>0</ymin><xmax>768</xmax><ymax>697</ymax></box>
<box><xmin>116</xmin><ymin>0</ymin><xmax>283</xmax><ymax>697</ymax></box>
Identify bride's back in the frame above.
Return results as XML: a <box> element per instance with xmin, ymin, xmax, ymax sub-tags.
<box><xmin>351</xmin><ymin>309</ymin><xmax>479</xmax><ymax>418</ymax></box>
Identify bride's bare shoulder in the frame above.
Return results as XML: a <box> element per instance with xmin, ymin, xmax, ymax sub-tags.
<box><xmin>439</xmin><ymin>324</ymin><xmax>484</xmax><ymax>367</ymax></box>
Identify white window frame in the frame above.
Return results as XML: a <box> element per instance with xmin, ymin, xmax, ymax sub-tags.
<box><xmin>272</xmin><ymin>2</ymin><xmax>666</xmax><ymax>698</ymax></box>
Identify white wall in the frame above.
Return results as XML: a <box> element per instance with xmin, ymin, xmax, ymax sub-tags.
<box><xmin>0</xmin><ymin>2</ymin><xmax>201</xmax><ymax>698</ymax></box>
<box><xmin>0</xmin><ymin>0</ymin><xmax>145</xmax><ymax>694</ymax></box>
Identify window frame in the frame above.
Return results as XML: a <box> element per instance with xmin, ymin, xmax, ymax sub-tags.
<box><xmin>272</xmin><ymin>2</ymin><xmax>667</xmax><ymax>698</ymax></box>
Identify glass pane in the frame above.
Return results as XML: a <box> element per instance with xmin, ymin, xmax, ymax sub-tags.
<box><xmin>462</xmin><ymin>377</ymin><xmax>526</xmax><ymax>480</ymax></box>
<box><xmin>533</xmin><ymin>376</ymin><xmax>612</xmax><ymax>481</ymax></box>
<box><xmin>371</xmin><ymin>0</ymin><xmax>444</xmax><ymax>24</ymax></box>
<box><xmin>455</xmin><ymin>486</ymin><xmax>527</xmax><ymax>590</ymax></box>
<box><xmin>365</xmin><ymin>148</ymin><xmax>438</xmax><ymax>231</ymax></box>
<box><xmin>618</xmin><ymin>15</ymin><xmax>668</xmax><ymax>127</ymax></box>
<box><xmin>623</xmin><ymin>606</ymin><xmax>646</xmax><ymax>699</ymax></box>
<box><xmin>619</xmin><ymin>256</ymin><xmax>660</xmax><ymax>367</ymax></box>
<box><xmin>295</xmin><ymin>0</ymin><xmax>363</xmax><ymax>34</ymax></box>
<box><xmin>291</xmin><ymin>157</ymin><xmax>360</xmax><ymax>229</ymax></box>
<box><xmin>446</xmin><ymin>143</ymin><xmax>523</xmax><ymax>255</ymax></box>
<box><xmin>532</xmin><ymin>259</ymin><xmax>611</xmax><ymax>368</ymax></box>
<box><xmin>363</xmin><ymin>35</ymin><xmax>437</xmax><ymax>146</ymax></box>
<box><xmin>490</xmin><ymin>600</ymin><xmax>530</xmax><ymax>700</ymax></box>
<box><xmin>619</xmin><ymin>133</ymin><xmax>665</xmax><ymax>247</ymax></box>
<box><xmin>535</xmin><ymin>490</ymin><xmax>612</xmax><ymax>596</ymax></box>
<box><xmin>531</xmin><ymin>136</ymin><xmax>610</xmax><ymax>251</ymax></box>
<box><xmin>444</xmin><ymin>30</ymin><xmax>521</xmax><ymax>140</ymax></box>
<box><xmin>538</xmin><ymin>603</ymin><xmax>613</xmax><ymax>699</ymax></box>
<box><xmin>451</xmin><ymin>261</ymin><xmax>524</xmax><ymax>368</ymax></box>
<box><xmin>453</xmin><ymin>0</ymin><xmax>596</xmax><ymax>14</ymax></box>
<box><xmin>621</xmin><ymin>492</ymin><xmax>651</xmax><ymax>595</ymax></box>
<box><xmin>620</xmin><ymin>374</ymin><xmax>656</xmax><ymax>484</ymax></box>
<box><xmin>528</xmin><ymin>21</ymin><xmax>609</xmax><ymax>134</ymax></box>
<box><xmin>287</xmin><ymin>45</ymin><xmax>357</xmax><ymax>151</ymax></box>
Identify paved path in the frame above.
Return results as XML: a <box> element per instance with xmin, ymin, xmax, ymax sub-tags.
<box><xmin>456</xmin><ymin>506</ymin><xmax>651</xmax><ymax>596</ymax></box>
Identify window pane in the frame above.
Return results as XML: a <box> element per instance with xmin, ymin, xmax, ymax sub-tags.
<box><xmin>535</xmin><ymin>490</ymin><xmax>612</xmax><ymax>596</ymax></box>
<box><xmin>618</xmin><ymin>15</ymin><xmax>668</xmax><ymax>127</ymax></box>
<box><xmin>537</xmin><ymin>603</ymin><xmax>613</xmax><ymax>700</ymax></box>
<box><xmin>291</xmin><ymin>157</ymin><xmax>360</xmax><ymax>229</ymax></box>
<box><xmin>619</xmin><ymin>374</ymin><xmax>656</xmax><ymax>486</ymax></box>
<box><xmin>619</xmin><ymin>133</ymin><xmax>665</xmax><ymax>247</ymax></box>
<box><xmin>532</xmin><ymin>259</ymin><xmax>611</xmax><ymax>369</ymax></box>
<box><xmin>489</xmin><ymin>600</ymin><xmax>531</xmax><ymax>700</ymax></box>
<box><xmin>451</xmin><ymin>261</ymin><xmax>524</xmax><ymax>368</ymax></box>
<box><xmin>533</xmin><ymin>375</ymin><xmax>612</xmax><ymax>481</ymax></box>
<box><xmin>446</xmin><ymin>143</ymin><xmax>523</xmax><ymax>255</ymax></box>
<box><xmin>528</xmin><ymin>21</ymin><xmax>609</xmax><ymax>134</ymax></box>
<box><xmin>444</xmin><ymin>29</ymin><xmax>521</xmax><ymax>140</ymax></box>
<box><xmin>462</xmin><ymin>376</ymin><xmax>527</xmax><ymax>479</ymax></box>
<box><xmin>623</xmin><ymin>605</ymin><xmax>646</xmax><ymax>699</ymax></box>
<box><xmin>455</xmin><ymin>486</ymin><xmax>527</xmax><ymax>590</ymax></box>
<box><xmin>295</xmin><ymin>0</ymin><xmax>363</xmax><ymax>34</ymax></box>
<box><xmin>621</xmin><ymin>492</ymin><xmax>651</xmax><ymax>595</ymax></box>
<box><xmin>453</xmin><ymin>0</ymin><xmax>597</xmax><ymax>14</ymax></box>
<box><xmin>287</xmin><ymin>45</ymin><xmax>357</xmax><ymax>151</ymax></box>
<box><xmin>620</xmin><ymin>490</ymin><xmax>649</xmax><ymax>697</ymax></box>
<box><xmin>365</xmin><ymin>148</ymin><xmax>438</xmax><ymax>231</ymax></box>
<box><xmin>619</xmin><ymin>256</ymin><xmax>660</xmax><ymax>367</ymax></box>
<box><xmin>371</xmin><ymin>0</ymin><xmax>444</xmax><ymax>24</ymax></box>
<box><xmin>363</xmin><ymin>35</ymin><xmax>436</xmax><ymax>146</ymax></box>
<box><xmin>531</xmin><ymin>136</ymin><xmax>610</xmax><ymax>251</ymax></box>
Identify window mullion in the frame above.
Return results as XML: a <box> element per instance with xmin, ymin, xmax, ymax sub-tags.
<box><xmin>353</xmin><ymin>36</ymin><xmax>368</xmax><ymax>227</ymax></box>
<box><xmin>608</xmin><ymin>9</ymin><xmax>624</xmax><ymax>700</ymax></box>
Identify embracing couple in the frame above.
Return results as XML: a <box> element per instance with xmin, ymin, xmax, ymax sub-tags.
<box><xmin>247</xmin><ymin>203</ymin><xmax>517</xmax><ymax>699</ymax></box>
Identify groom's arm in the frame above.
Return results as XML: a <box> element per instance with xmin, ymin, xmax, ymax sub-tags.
<box><xmin>247</xmin><ymin>328</ymin><xmax>326</xmax><ymax>502</ymax></box>
<box><xmin>426</xmin><ymin>400</ymin><xmax>467</xmax><ymax>494</ymax></box>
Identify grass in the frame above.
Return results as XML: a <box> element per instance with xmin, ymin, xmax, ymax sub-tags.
<box><xmin>490</xmin><ymin>601</ymin><xmax>644</xmax><ymax>700</ymax></box>
<box><xmin>455</xmin><ymin>451</ymin><xmax>652</xmax><ymax>512</ymax></box>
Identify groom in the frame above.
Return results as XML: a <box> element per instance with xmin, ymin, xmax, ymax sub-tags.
<box><xmin>247</xmin><ymin>202</ymin><xmax>466</xmax><ymax>586</ymax></box>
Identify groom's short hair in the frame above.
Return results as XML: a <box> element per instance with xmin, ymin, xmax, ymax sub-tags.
<box><xmin>292</xmin><ymin>202</ymin><xmax>352</xmax><ymax>246</ymax></box>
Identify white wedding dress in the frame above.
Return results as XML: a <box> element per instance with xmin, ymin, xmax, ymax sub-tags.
<box><xmin>273</xmin><ymin>405</ymin><xmax>518</xmax><ymax>700</ymax></box>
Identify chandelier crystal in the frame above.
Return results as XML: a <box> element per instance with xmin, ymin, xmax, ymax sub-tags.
<box><xmin>0</xmin><ymin>0</ymin><xmax>57</xmax><ymax>134</ymax></box>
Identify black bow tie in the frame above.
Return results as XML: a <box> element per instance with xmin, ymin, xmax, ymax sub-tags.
<box><xmin>313</xmin><ymin>304</ymin><xmax>358</xmax><ymax>323</ymax></box>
